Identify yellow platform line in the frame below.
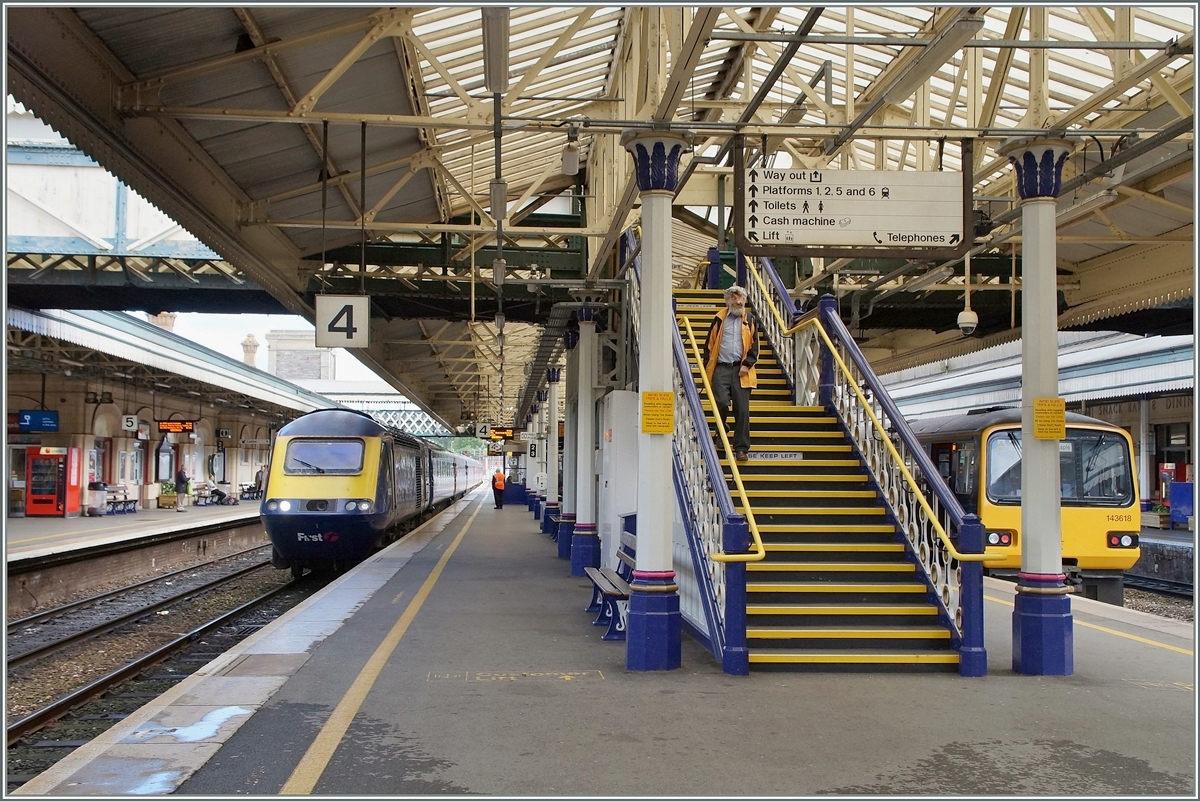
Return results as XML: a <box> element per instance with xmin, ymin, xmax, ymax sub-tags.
<box><xmin>748</xmin><ymin>652</ymin><xmax>959</xmax><ymax>664</ymax></box>
<box><xmin>985</xmin><ymin>594</ymin><xmax>1193</xmax><ymax>656</ymax></box>
<box><xmin>280</xmin><ymin>503</ymin><xmax>482</xmax><ymax>794</ymax></box>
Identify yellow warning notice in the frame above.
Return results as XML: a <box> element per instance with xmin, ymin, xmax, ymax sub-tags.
<box><xmin>641</xmin><ymin>391</ymin><xmax>675</xmax><ymax>434</ymax></box>
<box><xmin>1033</xmin><ymin>397</ymin><xmax>1066</xmax><ymax>440</ymax></box>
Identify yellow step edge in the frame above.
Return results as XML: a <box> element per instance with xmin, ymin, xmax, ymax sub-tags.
<box><xmin>733</xmin><ymin>507</ymin><xmax>886</xmax><ymax>515</ymax></box>
<box><xmin>765</xmin><ymin>543</ymin><xmax>904</xmax><ymax>552</ymax></box>
<box><xmin>747</xmin><ymin>605</ymin><xmax>938</xmax><ymax>615</ymax></box>
<box><xmin>746</xmin><ymin>628</ymin><xmax>952</xmax><ymax>639</ymax></box>
<box><xmin>740</xmin><ymin>475</ymin><xmax>869</xmax><ymax>483</ymax></box>
<box><xmin>747</xmin><ymin>562</ymin><xmax>916</xmax><ymax>572</ymax></box>
<box><xmin>745</xmin><ymin>490</ymin><xmax>877</xmax><ymax>499</ymax></box>
<box><xmin>757</xmin><ymin>524</ymin><xmax>894</xmax><ymax>532</ymax></box>
<box><xmin>728</xmin><ymin>460</ymin><xmax>860</xmax><ymax>469</ymax></box>
<box><xmin>746</xmin><ymin>432</ymin><xmax>847</xmax><ymax>440</ymax></box>
<box><xmin>747</xmin><ymin>583</ymin><xmax>926</xmax><ymax>593</ymax></box>
<box><xmin>723</xmin><ymin>445</ymin><xmax>853</xmax><ymax>454</ymax></box>
<box><xmin>748</xmin><ymin>652</ymin><xmax>960</xmax><ymax>664</ymax></box>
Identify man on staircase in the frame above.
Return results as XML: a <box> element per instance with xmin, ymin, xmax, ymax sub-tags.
<box><xmin>702</xmin><ymin>285</ymin><xmax>759</xmax><ymax>461</ymax></box>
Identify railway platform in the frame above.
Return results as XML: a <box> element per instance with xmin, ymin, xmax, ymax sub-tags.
<box><xmin>13</xmin><ymin>487</ymin><xmax>1195</xmax><ymax>796</ymax></box>
<box><xmin>6</xmin><ymin>502</ymin><xmax>259</xmax><ymax>562</ymax></box>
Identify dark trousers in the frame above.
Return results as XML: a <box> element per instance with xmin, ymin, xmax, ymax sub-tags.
<box><xmin>493</xmin><ymin>487</ymin><xmax>504</xmax><ymax>508</ymax></box>
<box><xmin>711</xmin><ymin>363</ymin><xmax>752</xmax><ymax>452</ymax></box>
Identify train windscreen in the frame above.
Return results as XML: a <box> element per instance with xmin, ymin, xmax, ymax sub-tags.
<box><xmin>283</xmin><ymin>438</ymin><xmax>364</xmax><ymax>475</ymax></box>
<box><xmin>986</xmin><ymin>428</ymin><xmax>1133</xmax><ymax>506</ymax></box>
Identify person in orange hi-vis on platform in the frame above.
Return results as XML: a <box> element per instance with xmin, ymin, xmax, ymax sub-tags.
<box><xmin>492</xmin><ymin>469</ymin><xmax>506</xmax><ymax>509</ymax></box>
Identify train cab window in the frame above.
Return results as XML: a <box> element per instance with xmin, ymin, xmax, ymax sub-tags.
<box><xmin>985</xmin><ymin>428</ymin><xmax>1133</xmax><ymax>506</ymax></box>
<box><xmin>283</xmin><ymin>439</ymin><xmax>364</xmax><ymax>475</ymax></box>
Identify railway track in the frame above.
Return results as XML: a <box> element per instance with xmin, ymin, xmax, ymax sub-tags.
<box><xmin>1123</xmin><ymin>574</ymin><xmax>1193</xmax><ymax>599</ymax></box>
<box><xmin>7</xmin><ymin>550</ymin><xmax>273</xmax><ymax>668</ymax></box>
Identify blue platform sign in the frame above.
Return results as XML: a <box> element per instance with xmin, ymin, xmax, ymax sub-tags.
<box><xmin>18</xmin><ymin>410</ymin><xmax>59</xmax><ymax>432</ymax></box>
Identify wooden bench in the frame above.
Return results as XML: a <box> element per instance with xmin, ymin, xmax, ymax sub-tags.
<box><xmin>194</xmin><ymin>489</ymin><xmax>216</xmax><ymax>506</ymax></box>
<box><xmin>105</xmin><ymin>486</ymin><xmax>137</xmax><ymax>514</ymax></box>
<box><xmin>582</xmin><ymin>530</ymin><xmax>638</xmax><ymax>641</ymax></box>
<box><xmin>583</xmin><ymin>566</ymin><xmax>630</xmax><ymax>641</ymax></box>
<box><xmin>239</xmin><ymin>484</ymin><xmax>263</xmax><ymax>501</ymax></box>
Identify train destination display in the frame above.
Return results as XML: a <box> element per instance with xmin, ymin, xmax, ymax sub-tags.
<box><xmin>741</xmin><ymin>168</ymin><xmax>963</xmax><ymax>248</ymax></box>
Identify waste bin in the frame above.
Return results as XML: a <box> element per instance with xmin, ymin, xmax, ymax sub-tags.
<box><xmin>86</xmin><ymin>481</ymin><xmax>108</xmax><ymax>517</ymax></box>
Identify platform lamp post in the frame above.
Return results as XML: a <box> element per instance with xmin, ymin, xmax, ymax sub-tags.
<box><xmin>543</xmin><ymin>370</ymin><xmax>561</xmax><ymax>535</ymax></box>
<box><xmin>558</xmin><ymin>334</ymin><xmax>578</xmax><ymax>557</ymax></box>
<box><xmin>569</xmin><ymin>308</ymin><xmax>601</xmax><ymax>577</ymax></box>
<box><xmin>999</xmin><ymin>136</ymin><xmax>1076</xmax><ymax>676</ymax></box>
<box><xmin>621</xmin><ymin>129</ymin><xmax>693</xmax><ymax>671</ymax></box>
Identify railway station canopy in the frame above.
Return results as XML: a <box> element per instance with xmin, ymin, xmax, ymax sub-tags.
<box><xmin>6</xmin><ymin>5</ymin><xmax>1194</xmax><ymax>431</ymax></box>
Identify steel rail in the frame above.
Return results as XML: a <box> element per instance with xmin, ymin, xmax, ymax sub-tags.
<box><xmin>6</xmin><ymin>561</ymin><xmax>271</xmax><ymax>669</ymax></box>
<box><xmin>8</xmin><ymin>544</ymin><xmax>270</xmax><ymax>632</ymax></box>
<box><xmin>6</xmin><ymin>580</ymin><xmax>296</xmax><ymax>746</ymax></box>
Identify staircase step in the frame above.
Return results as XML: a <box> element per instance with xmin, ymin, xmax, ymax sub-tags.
<box><xmin>747</xmin><ymin>604</ymin><xmax>937</xmax><ymax>616</ymax></box>
<box><xmin>764</xmin><ymin>543</ymin><xmax>904</xmax><ymax>553</ymax></box>
<box><xmin>757</xmin><ymin>523</ymin><xmax>895</xmax><ymax>533</ymax></box>
<box><xmin>747</xmin><ymin>651</ymin><xmax>959</xmax><ymax>666</ymax></box>
<box><xmin>747</xmin><ymin>582</ymin><xmax>925</xmax><ymax>593</ymax></box>
<box><xmin>734</xmin><ymin>506</ymin><xmax>886</xmax><ymax>516</ymax></box>
<box><xmin>746</xmin><ymin>626</ymin><xmax>951</xmax><ymax>640</ymax></box>
<box><xmin>747</xmin><ymin>561</ymin><xmax>915</xmax><ymax>573</ymax></box>
<box><xmin>745</xmin><ymin>490</ymin><xmax>877</xmax><ymax>500</ymax></box>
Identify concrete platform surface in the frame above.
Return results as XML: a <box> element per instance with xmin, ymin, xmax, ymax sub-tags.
<box><xmin>14</xmin><ymin>487</ymin><xmax>1195</xmax><ymax>796</ymax></box>
<box><xmin>6</xmin><ymin>502</ymin><xmax>259</xmax><ymax>562</ymax></box>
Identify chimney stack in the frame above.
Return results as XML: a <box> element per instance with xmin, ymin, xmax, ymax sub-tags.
<box><xmin>241</xmin><ymin>334</ymin><xmax>260</xmax><ymax>367</ymax></box>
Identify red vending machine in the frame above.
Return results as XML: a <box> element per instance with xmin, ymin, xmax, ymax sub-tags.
<box><xmin>26</xmin><ymin>446</ymin><xmax>82</xmax><ymax>517</ymax></box>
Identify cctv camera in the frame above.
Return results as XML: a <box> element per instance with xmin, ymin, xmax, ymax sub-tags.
<box><xmin>957</xmin><ymin>309</ymin><xmax>978</xmax><ymax>336</ymax></box>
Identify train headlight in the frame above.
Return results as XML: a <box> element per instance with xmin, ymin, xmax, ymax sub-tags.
<box><xmin>358</xmin><ymin>500</ymin><xmax>372</xmax><ymax>512</ymax></box>
<box><xmin>279</xmin><ymin>500</ymin><xmax>292</xmax><ymax>512</ymax></box>
<box><xmin>1108</xmin><ymin>533</ymin><xmax>1139</xmax><ymax>548</ymax></box>
<box><xmin>986</xmin><ymin>530</ymin><xmax>1013</xmax><ymax>546</ymax></box>
<box><xmin>266</xmin><ymin>500</ymin><xmax>278</xmax><ymax>511</ymax></box>
<box><xmin>345</xmin><ymin>501</ymin><xmax>358</xmax><ymax>511</ymax></box>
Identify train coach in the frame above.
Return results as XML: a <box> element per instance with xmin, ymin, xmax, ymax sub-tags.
<box><xmin>908</xmin><ymin>407</ymin><xmax>1140</xmax><ymax>605</ymax></box>
<box><xmin>262</xmin><ymin>408</ymin><xmax>483</xmax><ymax>577</ymax></box>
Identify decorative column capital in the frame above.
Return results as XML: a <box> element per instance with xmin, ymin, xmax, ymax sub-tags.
<box><xmin>562</xmin><ymin>330</ymin><xmax>578</xmax><ymax>350</ymax></box>
<box><xmin>546</xmin><ymin>367</ymin><xmax>561</xmax><ymax>383</ymax></box>
<box><xmin>998</xmin><ymin>137</ymin><xmax>1075</xmax><ymax>200</ymax></box>
<box><xmin>575</xmin><ymin>306</ymin><xmax>598</xmax><ymax>323</ymax></box>
<box><xmin>621</xmin><ymin>129</ymin><xmax>693</xmax><ymax>193</ymax></box>
<box><xmin>530</xmin><ymin>404</ymin><xmax>539</xmax><ymax>415</ymax></box>
<box><xmin>537</xmin><ymin>390</ymin><xmax>548</xmax><ymax>403</ymax></box>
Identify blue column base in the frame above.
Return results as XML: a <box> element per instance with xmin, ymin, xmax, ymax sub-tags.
<box><xmin>569</xmin><ymin>524</ymin><xmax>600</xmax><ymax>577</ymax></box>
<box><xmin>534</xmin><ymin>499</ymin><xmax>541</xmax><ymax>520</ymax></box>
<box><xmin>626</xmin><ymin>578</ymin><xmax>681</xmax><ymax>671</ymax></box>
<box><xmin>1012</xmin><ymin>575</ymin><xmax>1074</xmax><ymax>676</ymax></box>
<box><xmin>958</xmin><ymin>646</ymin><xmax>988</xmax><ymax>677</ymax></box>
<box><xmin>556</xmin><ymin>514</ymin><xmax>575</xmax><ymax>559</ymax></box>
<box><xmin>526</xmin><ymin>491</ymin><xmax>537</xmax><ymax>512</ymax></box>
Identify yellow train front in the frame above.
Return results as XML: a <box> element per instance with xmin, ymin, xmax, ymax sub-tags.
<box><xmin>261</xmin><ymin>409</ymin><xmax>482</xmax><ymax>576</ymax></box>
<box><xmin>909</xmin><ymin>407</ymin><xmax>1141</xmax><ymax>605</ymax></box>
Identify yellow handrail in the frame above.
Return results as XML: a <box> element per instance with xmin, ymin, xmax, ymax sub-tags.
<box><xmin>744</xmin><ymin>265</ymin><xmax>989</xmax><ymax>564</ymax></box>
<box><xmin>679</xmin><ymin>316</ymin><xmax>766</xmax><ymax>563</ymax></box>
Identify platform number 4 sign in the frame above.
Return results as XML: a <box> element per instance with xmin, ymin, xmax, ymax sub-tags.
<box><xmin>315</xmin><ymin>295</ymin><xmax>370</xmax><ymax>349</ymax></box>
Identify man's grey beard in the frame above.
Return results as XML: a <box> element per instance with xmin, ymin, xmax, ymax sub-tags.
<box><xmin>727</xmin><ymin>305</ymin><xmax>743</xmax><ymax>316</ymax></box>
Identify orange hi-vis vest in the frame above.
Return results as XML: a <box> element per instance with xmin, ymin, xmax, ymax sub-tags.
<box><xmin>493</xmin><ymin>472</ymin><xmax>505</xmax><ymax>490</ymax></box>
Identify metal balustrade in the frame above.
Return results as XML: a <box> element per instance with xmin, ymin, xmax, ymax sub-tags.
<box><xmin>747</xmin><ymin>258</ymin><xmax>986</xmax><ymax>670</ymax></box>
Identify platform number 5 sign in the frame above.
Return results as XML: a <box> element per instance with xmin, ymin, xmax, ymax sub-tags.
<box><xmin>315</xmin><ymin>295</ymin><xmax>370</xmax><ymax>348</ymax></box>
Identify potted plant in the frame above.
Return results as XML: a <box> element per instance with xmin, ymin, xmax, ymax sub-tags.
<box><xmin>1141</xmin><ymin>503</ymin><xmax>1171</xmax><ymax>529</ymax></box>
<box><xmin>158</xmin><ymin>480</ymin><xmax>177</xmax><ymax>509</ymax></box>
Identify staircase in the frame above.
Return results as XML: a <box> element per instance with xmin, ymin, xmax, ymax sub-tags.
<box><xmin>675</xmin><ymin>288</ymin><xmax>958</xmax><ymax>671</ymax></box>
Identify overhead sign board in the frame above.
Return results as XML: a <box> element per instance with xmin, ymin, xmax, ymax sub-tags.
<box><xmin>733</xmin><ymin>137</ymin><xmax>974</xmax><ymax>260</ymax></box>
<box><xmin>18</xmin><ymin>410</ymin><xmax>59</xmax><ymax>432</ymax></box>
<box><xmin>741</xmin><ymin>168</ymin><xmax>963</xmax><ymax>247</ymax></box>
<box><xmin>122</xmin><ymin>415</ymin><xmax>139</xmax><ymax>431</ymax></box>
<box><xmin>518</xmin><ymin>432</ymin><xmax>536</xmax><ymax>442</ymax></box>
<box><xmin>158</xmin><ymin>420</ymin><xmax>196</xmax><ymax>433</ymax></box>
<box><xmin>315</xmin><ymin>295</ymin><xmax>370</xmax><ymax>348</ymax></box>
